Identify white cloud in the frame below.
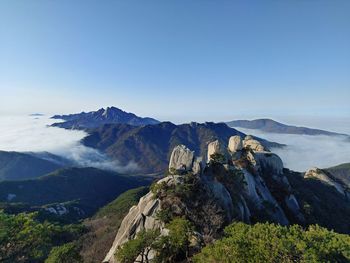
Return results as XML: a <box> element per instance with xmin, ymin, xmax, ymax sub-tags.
<box><xmin>236</xmin><ymin>128</ymin><xmax>350</xmax><ymax>172</ymax></box>
<box><xmin>0</xmin><ymin>116</ymin><xmax>138</xmax><ymax>173</ymax></box>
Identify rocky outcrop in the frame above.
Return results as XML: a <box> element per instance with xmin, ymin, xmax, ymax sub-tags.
<box><xmin>243</xmin><ymin>135</ymin><xmax>265</xmax><ymax>152</ymax></box>
<box><xmin>105</xmin><ymin>139</ymin><xmax>306</xmax><ymax>262</ymax></box>
<box><xmin>304</xmin><ymin>167</ymin><xmax>347</xmax><ymax>196</ymax></box>
<box><xmin>103</xmin><ymin>176</ymin><xmax>180</xmax><ymax>263</ymax></box>
<box><xmin>248</xmin><ymin>151</ymin><xmax>290</xmax><ymax>187</ymax></box>
<box><xmin>169</xmin><ymin>144</ymin><xmax>194</xmax><ymax>172</ymax></box>
<box><xmin>228</xmin><ymin>136</ymin><xmax>243</xmax><ymax>153</ymax></box>
<box><xmin>207</xmin><ymin>140</ymin><xmax>226</xmax><ymax>162</ymax></box>
<box><xmin>192</xmin><ymin>157</ymin><xmax>203</xmax><ymax>175</ymax></box>
<box><xmin>103</xmin><ymin>191</ymin><xmax>162</xmax><ymax>263</ymax></box>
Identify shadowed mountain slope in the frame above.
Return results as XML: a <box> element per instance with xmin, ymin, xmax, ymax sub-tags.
<box><xmin>83</xmin><ymin>122</ymin><xmax>284</xmax><ymax>173</ymax></box>
<box><xmin>0</xmin><ymin>167</ymin><xmax>150</xmax><ymax>218</ymax></box>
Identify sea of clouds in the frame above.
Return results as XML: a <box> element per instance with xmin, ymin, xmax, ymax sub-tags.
<box><xmin>1</xmin><ymin>115</ymin><xmax>350</xmax><ymax>173</ymax></box>
<box><xmin>0</xmin><ymin>115</ymin><xmax>138</xmax><ymax>173</ymax></box>
<box><xmin>235</xmin><ymin>127</ymin><xmax>350</xmax><ymax>172</ymax></box>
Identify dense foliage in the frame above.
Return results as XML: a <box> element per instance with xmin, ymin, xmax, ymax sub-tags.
<box><xmin>194</xmin><ymin>222</ymin><xmax>350</xmax><ymax>263</ymax></box>
<box><xmin>45</xmin><ymin>242</ymin><xmax>82</xmax><ymax>263</ymax></box>
<box><xmin>116</xmin><ymin>229</ymin><xmax>160</xmax><ymax>263</ymax></box>
<box><xmin>0</xmin><ymin>211</ymin><xmax>84</xmax><ymax>263</ymax></box>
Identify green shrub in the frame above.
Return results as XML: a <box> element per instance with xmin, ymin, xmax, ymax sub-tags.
<box><xmin>115</xmin><ymin>218</ymin><xmax>193</xmax><ymax>263</ymax></box>
<box><xmin>155</xmin><ymin>208</ymin><xmax>173</xmax><ymax>223</ymax></box>
<box><xmin>151</xmin><ymin>173</ymin><xmax>197</xmax><ymax>201</ymax></box>
<box><xmin>194</xmin><ymin>222</ymin><xmax>350</xmax><ymax>263</ymax></box>
<box><xmin>154</xmin><ymin>217</ymin><xmax>194</xmax><ymax>262</ymax></box>
<box><xmin>150</xmin><ymin>181</ymin><xmax>168</xmax><ymax>196</ymax></box>
<box><xmin>209</xmin><ymin>153</ymin><xmax>226</xmax><ymax>164</ymax></box>
<box><xmin>45</xmin><ymin>242</ymin><xmax>82</xmax><ymax>263</ymax></box>
<box><xmin>116</xmin><ymin>229</ymin><xmax>160</xmax><ymax>263</ymax></box>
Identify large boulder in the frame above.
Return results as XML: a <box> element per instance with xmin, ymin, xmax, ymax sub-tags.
<box><xmin>253</xmin><ymin>152</ymin><xmax>284</xmax><ymax>175</ymax></box>
<box><xmin>207</xmin><ymin>140</ymin><xmax>227</xmax><ymax>162</ymax></box>
<box><xmin>169</xmin><ymin>145</ymin><xmax>194</xmax><ymax>173</ymax></box>
<box><xmin>228</xmin><ymin>136</ymin><xmax>243</xmax><ymax>153</ymax></box>
<box><xmin>243</xmin><ymin>135</ymin><xmax>265</xmax><ymax>152</ymax></box>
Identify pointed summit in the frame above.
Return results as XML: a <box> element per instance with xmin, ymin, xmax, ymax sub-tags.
<box><xmin>51</xmin><ymin>106</ymin><xmax>159</xmax><ymax>129</ymax></box>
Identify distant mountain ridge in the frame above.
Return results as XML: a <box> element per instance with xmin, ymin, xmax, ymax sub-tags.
<box><xmin>0</xmin><ymin>167</ymin><xmax>150</xmax><ymax>219</ymax></box>
<box><xmin>51</xmin><ymin>106</ymin><xmax>160</xmax><ymax>129</ymax></box>
<box><xmin>227</xmin><ymin>118</ymin><xmax>349</xmax><ymax>137</ymax></box>
<box><xmin>0</xmin><ymin>151</ymin><xmax>68</xmax><ymax>181</ymax></box>
<box><xmin>82</xmin><ymin>121</ymin><xmax>284</xmax><ymax>173</ymax></box>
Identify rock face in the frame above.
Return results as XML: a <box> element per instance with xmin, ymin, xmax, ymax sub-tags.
<box><xmin>105</xmin><ymin>139</ymin><xmax>306</xmax><ymax>263</ymax></box>
<box><xmin>103</xmin><ymin>176</ymin><xmax>172</xmax><ymax>263</ymax></box>
<box><xmin>285</xmin><ymin>194</ymin><xmax>305</xmax><ymax>222</ymax></box>
<box><xmin>207</xmin><ymin>140</ymin><xmax>220</xmax><ymax>161</ymax></box>
<box><xmin>241</xmin><ymin>169</ymin><xmax>289</xmax><ymax>225</ymax></box>
<box><xmin>228</xmin><ymin>136</ymin><xmax>243</xmax><ymax>153</ymax></box>
<box><xmin>192</xmin><ymin>157</ymin><xmax>203</xmax><ymax>175</ymax></box>
<box><xmin>169</xmin><ymin>145</ymin><xmax>194</xmax><ymax>172</ymax></box>
<box><xmin>304</xmin><ymin>167</ymin><xmax>347</xmax><ymax>196</ymax></box>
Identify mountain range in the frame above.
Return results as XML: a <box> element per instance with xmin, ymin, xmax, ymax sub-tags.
<box><xmin>227</xmin><ymin>118</ymin><xmax>349</xmax><ymax>137</ymax></box>
<box><xmin>51</xmin><ymin>106</ymin><xmax>160</xmax><ymax>129</ymax></box>
<box><xmin>2</xmin><ymin>106</ymin><xmax>350</xmax><ymax>262</ymax></box>
<box><xmin>82</xmin><ymin>121</ymin><xmax>284</xmax><ymax>173</ymax></box>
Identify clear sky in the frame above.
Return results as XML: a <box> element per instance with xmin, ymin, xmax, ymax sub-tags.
<box><xmin>1</xmin><ymin>0</ymin><xmax>349</xmax><ymax>123</ymax></box>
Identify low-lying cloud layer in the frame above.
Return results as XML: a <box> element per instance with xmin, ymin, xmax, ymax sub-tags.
<box><xmin>0</xmin><ymin>116</ymin><xmax>138</xmax><ymax>173</ymax></box>
<box><xmin>1</xmin><ymin>116</ymin><xmax>349</xmax><ymax>174</ymax></box>
<box><xmin>236</xmin><ymin>127</ymin><xmax>350</xmax><ymax>172</ymax></box>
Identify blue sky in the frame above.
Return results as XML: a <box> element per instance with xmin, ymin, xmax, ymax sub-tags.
<box><xmin>1</xmin><ymin>0</ymin><xmax>349</xmax><ymax>123</ymax></box>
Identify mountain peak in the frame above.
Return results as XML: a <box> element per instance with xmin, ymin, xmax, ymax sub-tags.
<box><xmin>104</xmin><ymin>137</ymin><xmax>301</xmax><ymax>262</ymax></box>
<box><xmin>51</xmin><ymin>107</ymin><xmax>160</xmax><ymax>129</ymax></box>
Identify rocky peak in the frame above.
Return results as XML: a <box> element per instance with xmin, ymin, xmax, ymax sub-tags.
<box><xmin>168</xmin><ymin>145</ymin><xmax>203</xmax><ymax>175</ymax></box>
<box><xmin>169</xmin><ymin>145</ymin><xmax>194</xmax><ymax>173</ymax></box>
<box><xmin>105</xmin><ymin>139</ymin><xmax>306</xmax><ymax>263</ymax></box>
